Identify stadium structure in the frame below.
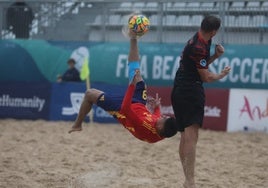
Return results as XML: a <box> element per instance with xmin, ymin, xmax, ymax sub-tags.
<box><xmin>0</xmin><ymin>0</ymin><xmax>267</xmax><ymax>44</ymax></box>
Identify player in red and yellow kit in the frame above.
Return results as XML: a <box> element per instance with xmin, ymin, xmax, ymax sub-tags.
<box><xmin>69</xmin><ymin>30</ymin><xmax>177</xmax><ymax>143</ymax></box>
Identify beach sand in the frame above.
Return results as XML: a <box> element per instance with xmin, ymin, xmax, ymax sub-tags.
<box><xmin>0</xmin><ymin>119</ymin><xmax>268</xmax><ymax>188</ymax></box>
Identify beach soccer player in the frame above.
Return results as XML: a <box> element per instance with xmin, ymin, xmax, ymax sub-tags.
<box><xmin>171</xmin><ymin>15</ymin><xmax>231</xmax><ymax>188</ymax></box>
<box><xmin>69</xmin><ymin>30</ymin><xmax>177</xmax><ymax>143</ymax></box>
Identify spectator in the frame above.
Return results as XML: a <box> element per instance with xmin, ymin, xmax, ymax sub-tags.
<box><xmin>6</xmin><ymin>0</ymin><xmax>34</xmax><ymax>39</ymax></box>
<box><xmin>57</xmin><ymin>59</ymin><xmax>81</xmax><ymax>82</ymax></box>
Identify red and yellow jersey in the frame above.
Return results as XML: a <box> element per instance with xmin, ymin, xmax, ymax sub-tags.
<box><xmin>118</xmin><ymin>84</ymin><xmax>164</xmax><ymax>143</ymax></box>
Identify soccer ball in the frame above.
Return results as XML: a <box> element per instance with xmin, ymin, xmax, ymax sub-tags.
<box><xmin>128</xmin><ymin>15</ymin><xmax>150</xmax><ymax>37</ymax></box>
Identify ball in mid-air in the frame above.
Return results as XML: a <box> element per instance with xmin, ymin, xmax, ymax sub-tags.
<box><xmin>128</xmin><ymin>15</ymin><xmax>150</xmax><ymax>36</ymax></box>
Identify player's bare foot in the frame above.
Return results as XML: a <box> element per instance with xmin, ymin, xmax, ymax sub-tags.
<box><xmin>68</xmin><ymin>124</ymin><xmax>82</xmax><ymax>134</ymax></box>
<box><xmin>122</xmin><ymin>26</ymin><xmax>138</xmax><ymax>39</ymax></box>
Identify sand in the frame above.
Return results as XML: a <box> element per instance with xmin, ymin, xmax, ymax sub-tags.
<box><xmin>0</xmin><ymin>119</ymin><xmax>268</xmax><ymax>188</ymax></box>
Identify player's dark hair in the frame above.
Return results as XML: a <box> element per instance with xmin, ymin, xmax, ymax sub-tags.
<box><xmin>201</xmin><ymin>15</ymin><xmax>221</xmax><ymax>32</ymax></box>
<box><xmin>160</xmin><ymin>117</ymin><xmax>177</xmax><ymax>138</ymax></box>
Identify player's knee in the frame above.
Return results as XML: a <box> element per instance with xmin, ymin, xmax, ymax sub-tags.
<box><xmin>85</xmin><ymin>89</ymin><xmax>96</xmax><ymax>100</ymax></box>
<box><xmin>85</xmin><ymin>88</ymin><xmax>103</xmax><ymax>103</ymax></box>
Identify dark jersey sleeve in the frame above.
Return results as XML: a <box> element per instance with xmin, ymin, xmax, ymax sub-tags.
<box><xmin>189</xmin><ymin>46</ymin><xmax>209</xmax><ymax>70</ymax></box>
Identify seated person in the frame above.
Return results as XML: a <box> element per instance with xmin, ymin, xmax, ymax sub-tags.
<box><xmin>57</xmin><ymin>58</ymin><xmax>81</xmax><ymax>82</ymax></box>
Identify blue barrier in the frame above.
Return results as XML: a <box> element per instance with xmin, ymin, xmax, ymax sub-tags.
<box><xmin>0</xmin><ymin>81</ymin><xmax>132</xmax><ymax>123</ymax></box>
<box><xmin>0</xmin><ymin>82</ymin><xmax>51</xmax><ymax>119</ymax></box>
<box><xmin>91</xmin><ymin>83</ymin><xmax>126</xmax><ymax>123</ymax></box>
<box><xmin>49</xmin><ymin>82</ymin><xmax>88</xmax><ymax>121</ymax></box>
<box><xmin>49</xmin><ymin>82</ymin><xmax>127</xmax><ymax>123</ymax></box>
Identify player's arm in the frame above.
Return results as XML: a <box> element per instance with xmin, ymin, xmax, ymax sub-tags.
<box><xmin>198</xmin><ymin>67</ymin><xmax>230</xmax><ymax>83</ymax></box>
<box><xmin>199</xmin><ymin>44</ymin><xmax>230</xmax><ymax>82</ymax></box>
<box><xmin>121</xmin><ymin>70</ymin><xmax>142</xmax><ymax>113</ymax></box>
<box><xmin>192</xmin><ymin>44</ymin><xmax>230</xmax><ymax>83</ymax></box>
<box><xmin>207</xmin><ymin>44</ymin><xmax>224</xmax><ymax>65</ymax></box>
<box><xmin>120</xmin><ymin>84</ymin><xmax>135</xmax><ymax>114</ymax></box>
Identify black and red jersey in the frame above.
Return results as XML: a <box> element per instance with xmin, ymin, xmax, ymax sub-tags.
<box><xmin>174</xmin><ymin>31</ymin><xmax>211</xmax><ymax>85</ymax></box>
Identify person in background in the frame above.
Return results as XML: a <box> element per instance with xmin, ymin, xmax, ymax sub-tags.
<box><xmin>57</xmin><ymin>58</ymin><xmax>81</xmax><ymax>82</ymax></box>
<box><xmin>6</xmin><ymin>0</ymin><xmax>34</xmax><ymax>39</ymax></box>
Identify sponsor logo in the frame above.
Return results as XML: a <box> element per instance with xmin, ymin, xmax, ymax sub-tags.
<box><xmin>0</xmin><ymin>94</ymin><xmax>45</xmax><ymax>111</ymax></box>
<box><xmin>204</xmin><ymin>106</ymin><xmax>221</xmax><ymax>117</ymax></box>
<box><xmin>200</xmin><ymin>59</ymin><xmax>207</xmax><ymax>67</ymax></box>
<box><xmin>239</xmin><ymin>96</ymin><xmax>268</xmax><ymax>121</ymax></box>
<box><xmin>211</xmin><ymin>57</ymin><xmax>268</xmax><ymax>86</ymax></box>
<box><xmin>62</xmin><ymin>92</ymin><xmax>84</xmax><ymax>115</ymax></box>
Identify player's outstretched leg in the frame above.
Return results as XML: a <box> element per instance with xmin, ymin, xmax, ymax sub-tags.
<box><xmin>68</xmin><ymin>88</ymin><xmax>103</xmax><ymax>133</ymax></box>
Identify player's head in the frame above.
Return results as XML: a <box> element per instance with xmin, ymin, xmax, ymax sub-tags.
<box><xmin>200</xmin><ymin>15</ymin><xmax>221</xmax><ymax>37</ymax></box>
<box><xmin>67</xmin><ymin>58</ymin><xmax>76</xmax><ymax>69</ymax></box>
<box><xmin>156</xmin><ymin>117</ymin><xmax>177</xmax><ymax>138</ymax></box>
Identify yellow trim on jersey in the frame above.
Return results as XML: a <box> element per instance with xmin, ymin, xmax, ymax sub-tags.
<box><xmin>107</xmin><ymin>111</ymin><xmax>126</xmax><ymax>119</ymax></box>
<box><xmin>125</xmin><ymin>126</ymin><xmax>135</xmax><ymax>132</ymax></box>
<box><xmin>142</xmin><ymin>121</ymin><xmax>158</xmax><ymax>134</ymax></box>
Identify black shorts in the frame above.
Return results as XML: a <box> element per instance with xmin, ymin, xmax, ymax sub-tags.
<box><xmin>171</xmin><ymin>82</ymin><xmax>205</xmax><ymax>132</ymax></box>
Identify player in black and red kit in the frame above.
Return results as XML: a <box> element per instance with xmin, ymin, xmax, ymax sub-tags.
<box><xmin>171</xmin><ymin>15</ymin><xmax>231</xmax><ymax>188</ymax></box>
<box><xmin>69</xmin><ymin>29</ymin><xmax>177</xmax><ymax>143</ymax></box>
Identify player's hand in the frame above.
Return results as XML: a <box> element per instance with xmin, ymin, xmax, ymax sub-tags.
<box><xmin>150</xmin><ymin>93</ymin><xmax>161</xmax><ymax>109</ymax></box>
<box><xmin>221</xmin><ymin>66</ymin><xmax>231</xmax><ymax>76</ymax></box>
<box><xmin>146</xmin><ymin>96</ymin><xmax>154</xmax><ymax>113</ymax></box>
<box><xmin>154</xmin><ymin>93</ymin><xmax>161</xmax><ymax>107</ymax></box>
<box><xmin>146</xmin><ymin>93</ymin><xmax>161</xmax><ymax>112</ymax></box>
<box><xmin>215</xmin><ymin>44</ymin><xmax>224</xmax><ymax>58</ymax></box>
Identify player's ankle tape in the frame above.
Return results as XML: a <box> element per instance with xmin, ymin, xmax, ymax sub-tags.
<box><xmin>128</xmin><ymin>62</ymin><xmax>140</xmax><ymax>82</ymax></box>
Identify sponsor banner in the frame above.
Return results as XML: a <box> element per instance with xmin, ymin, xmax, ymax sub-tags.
<box><xmin>147</xmin><ymin>86</ymin><xmax>174</xmax><ymax>116</ymax></box>
<box><xmin>92</xmin><ymin>83</ymin><xmax>126</xmax><ymax>123</ymax></box>
<box><xmin>48</xmin><ymin>83</ymin><xmax>173</xmax><ymax>123</ymax></box>
<box><xmin>207</xmin><ymin>58</ymin><xmax>268</xmax><ymax>89</ymax></box>
<box><xmin>203</xmin><ymin>89</ymin><xmax>229</xmax><ymax>131</ymax></box>
<box><xmin>2</xmin><ymin>39</ymin><xmax>267</xmax><ymax>89</ymax></box>
<box><xmin>6</xmin><ymin>81</ymin><xmax>267</xmax><ymax>133</ymax></box>
<box><xmin>93</xmin><ymin>106</ymin><xmax>118</xmax><ymax>123</ymax></box>
<box><xmin>49</xmin><ymin>82</ymin><xmax>89</xmax><ymax>121</ymax></box>
<box><xmin>90</xmin><ymin>43</ymin><xmax>182</xmax><ymax>86</ymax></box>
<box><xmin>0</xmin><ymin>82</ymin><xmax>51</xmax><ymax>119</ymax></box>
<box><xmin>93</xmin><ymin>85</ymin><xmax>173</xmax><ymax>123</ymax></box>
<box><xmin>49</xmin><ymin>82</ymin><xmax>126</xmax><ymax>122</ymax></box>
<box><xmin>227</xmin><ymin>89</ymin><xmax>268</xmax><ymax>132</ymax></box>
<box><xmin>91</xmin><ymin>43</ymin><xmax>268</xmax><ymax>88</ymax></box>
<box><xmin>148</xmin><ymin>87</ymin><xmax>229</xmax><ymax>131</ymax></box>
<box><xmin>0</xmin><ymin>81</ymin><xmax>230</xmax><ymax>131</ymax></box>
